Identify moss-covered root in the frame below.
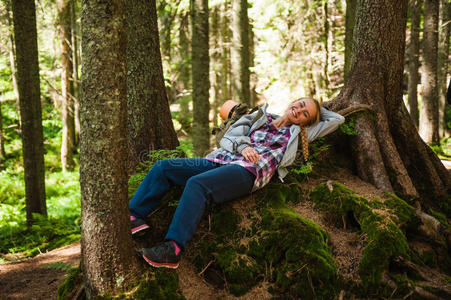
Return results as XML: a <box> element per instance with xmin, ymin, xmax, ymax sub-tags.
<box><xmin>58</xmin><ymin>268</ymin><xmax>184</xmax><ymax>300</ymax></box>
<box><xmin>310</xmin><ymin>182</ymin><xmax>412</xmax><ymax>290</ymax></box>
<box><xmin>248</xmin><ymin>207</ymin><xmax>340</xmax><ymax>299</ymax></box>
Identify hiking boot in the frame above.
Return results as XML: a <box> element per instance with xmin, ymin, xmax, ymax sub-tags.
<box><xmin>131</xmin><ymin>215</ymin><xmax>150</xmax><ymax>235</ymax></box>
<box><xmin>141</xmin><ymin>241</ymin><xmax>182</xmax><ymax>269</ymax></box>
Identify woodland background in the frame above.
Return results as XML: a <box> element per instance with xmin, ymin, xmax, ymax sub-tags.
<box><xmin>0</xmin><ymin>0</ymin><xmax>450</xmax><ymax>299</ymax></box>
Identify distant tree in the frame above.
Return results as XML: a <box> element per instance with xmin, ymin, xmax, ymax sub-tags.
<box><xmin>328</xmin><ymin>0</ymin><xmax>450</xmax><ymax>205</ymax></box>
<box><xmin>419</xmin><ymin>0</ymin><xmax>439</xmax><ymax>143</ymax></box>
<box><xmin>230</xmin><ymin>0</ymin><xmax>250</xmax><ymax>105</ymax></box>
<box><xmin>4</xmin><ymin>0</ymin><xmax>20</xmax><ymax>126</ymax></box>
<box><xmin>438</xmin><ymin>0</ymin><xmax>450</xmax><ymax>137</ymax></box>
<box><xmin>191</xmin><ymin>0</ymin><xmax>210</xmax><ymax>156</ymax></box>
<box><xmin>58</xmin><ymin>0</ymin><xmax>75</xmax><ymax>172</ymax></box>
<box><xmin>80</xmin><ymin>0</ymin><xmax>137</xmax><ymax>297</ymax></box>
<box><xmin>71</xmin><ymin>0</ymin><xmax>81</xmax><ymax>145</ymax></box>
<box><xmin>11</xmin><ymin>0</ymin><xmax>47</xmax><ymax>223</ymax></box>
<box><xmin>126</xmin><ymin>0</ymin><xmax>179</xmax><ymax>173</ymax></box>
<box><xmin>407</xmin><ymin>0</ymin><xmax>422</xmax><ymax>127</ymax></box>
<box><xmin>0</xmin><ymin>102</ymin><xmax>5</xmax><ymax>165</ymax></box>
<box><xmin>344</xmin><ymin>0</ymin><xmax>357</xmax><ymax>82</ymax></box>
<box><xmin>220</xmin><ymin>0</ymin><xmax>231</xmax><ymax>102</ymax></box>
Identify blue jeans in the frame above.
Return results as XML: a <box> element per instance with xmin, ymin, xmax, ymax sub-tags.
<box><xmin>129</xmin><ymin>158</ymin><xmax>255</xmax><ymax>249</ymax></box>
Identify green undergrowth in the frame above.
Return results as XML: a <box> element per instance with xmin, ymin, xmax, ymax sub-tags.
<box><xmin>58</xmin><ymin>267</ymin><xmax>184</xmax><ymax>300</ymax></box>
<box><xmin>309</xmin><ymin>182</ymin><xmax>420</xmax><ymax>293</ymax></box>
<box><xmin>0</xmin><ymin>100</ymin><xmax>81</xmax><ymax>260</ymax></box>
<box><xmin>190</xmin><ymin>177</ymin><xmax>340</xmax><ymax>298</ymax></box>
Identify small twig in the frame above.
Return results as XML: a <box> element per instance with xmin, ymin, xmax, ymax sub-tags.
<box><xmin>338</xmin><ymin>290</ymin><xmax>345</xmax><ymax>300</ymax></box>
<box><xmin>402</xmin><ymin>291</ymin><xmax>414</xmax><ymax>300</ymax></box>
<box><xmin>198</xmin><ymin>259</ymin><xmax>215</xmax><ymax>276</ymax></box>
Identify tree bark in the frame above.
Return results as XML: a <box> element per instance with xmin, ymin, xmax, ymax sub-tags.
<box><xmin>58</xmin><ymin>0</ymin><xmax>75</xmax><ymax>172</ymax></box>
<box><xmin>344</xmin><ymin>0</ymin><xmax>357</xmax><ymax>82</ymax></box>
<box><xmin>230</xmin><ymin>0</ymin><xmax>250</xmax><ymax>105</ymax></box>
<box><xmin>11</xmin><ymin>0</ymin><xmax>47</xmax><ymax>223</ymax></box>
<box><xmin>126</xmin><ymin>0</ymin><xmax>179</xmax><ymax>173</ymax></box>
<box><xmin>191</xmin><ymin>0</ymin><xmax>210</xmax><ymax>156</ymax></box>
<box><xmin>80</xmin><ymin>0</ymin><xmax>137</xmax><ymax>297</ymax></box>
<box><xmin>407</xmin><ymin>0</ymin><xmax>422</xmax><ymax>128</ymax></box>
<box><xmin>438</xmin><ymin>0</ymin><xmax>450</xmax><ymax>137</ymax></box>
<box><xmin>221</xmin><ymin>0</ymin><xmax>231</xmax><ymax>102</ymax></box>
<box><xmin>71</xmin><ymin>0</ymin><xmax>81</xmax><ymax>146</ymax></box>
<box><xmin>419</xmin><ymin>0</ymin><xmax>439</xmax><ymax>143</ymax></box>
<box><xmin>210</xmin><ymin>5</ymin><xmax>221</xmax><ymax>128</ymax></box>
<box><xmin>327</xmin><ymin>0</ymin><xmax>450</xmax><ymax>204</ymax></box>
<box><xmin>5</xmin><ymin>0</ymin><xmax>20</xmax><ymax>128</ymax></box>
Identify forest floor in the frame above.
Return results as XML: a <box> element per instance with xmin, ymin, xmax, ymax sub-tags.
<box><xmin>1</xmin><ymin>160</ymin><xmax>450</xmax><ymax>300</ymax></box>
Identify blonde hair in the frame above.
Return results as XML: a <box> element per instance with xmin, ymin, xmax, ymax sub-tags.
<box><xmin>288</xmin><ymin>97</ymin><xmax>321</xmax><ymax>161</ymax></box>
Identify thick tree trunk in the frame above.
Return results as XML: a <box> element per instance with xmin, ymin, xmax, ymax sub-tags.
<box><xmin>191</xmin><ymin>0</ymin><xmax>210</xmax><ymax>156</ymax></box>
<box><xmin>11</xmin><ymin>0</ymin><xmax>47</xmax><ymax>223</ymax></box>
<box><xmin>58</xmin><ymin>0</ymin><xmax>75</xmax><ymax>172</ymax></box>
<box><xmin>230</xmin><ymin>0</ymin><xmax>250</xmax><ymax>105</ymax></box>
<box><xmin>80</xmin><ymin>0</ymin><xmax>137</xmax><ymax>297</ymax></box>
<box><xmin>126</xmin><ymin>0</ymin><xmax>179</xmax><ymax>173</ymax></box>
<box><xmin>344</xmin><ymin>0</ymin><xmax>357</xmax><ymax>82</ymax></box>
<box><xmin>419</xmin><ymin>0</ymin><xmax>439</xmax><ymax>143</ymax></box>
<box><xmin>210</xmin><ymin>5</ymin><xmax>221</xmax><ymax>128</ymax></box>
<box><xmin>407</xmin><ymin>0</ymin><xmax>422</xmax><ymax>128</ymax></box>
<box><xmin>438</xmin><ymin>0</ymin><xmax>450</xmax><ymax>137</ymax></box>
<box><xmin>327</xmin><ymin>0</ymin><xmax>450</xmax><ymax>204</ymax></box>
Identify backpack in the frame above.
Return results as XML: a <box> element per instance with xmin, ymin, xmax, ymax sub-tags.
<box><xmin>211</xmin><ymin>103</ymin><xmax>263</xmax><ymax>148</ymax></box>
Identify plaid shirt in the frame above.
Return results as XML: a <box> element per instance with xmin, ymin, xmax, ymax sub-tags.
<box><xmin>205</xmin><ymin>114</ymin><xmax>291</xmax><ymax>191</ymax></box>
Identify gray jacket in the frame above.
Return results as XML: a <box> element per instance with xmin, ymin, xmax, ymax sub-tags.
<box><xmin>208</xmin><ymin>103</ymin><xmax>345</xmax><ymax>184</ymax></box>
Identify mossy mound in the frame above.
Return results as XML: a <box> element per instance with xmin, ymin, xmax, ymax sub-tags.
<box><xmin>190</xmin><ymin>179</ymin><xmax>340</xmax><ymax>298</ymax></box>
<box><xmin>309</xmin><ymin>182</ymin><xmax>416</xmax><ymax>290</ymax></box>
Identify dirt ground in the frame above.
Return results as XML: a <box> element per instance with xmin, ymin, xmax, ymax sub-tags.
<box><xmin>0</xmin><ymin>161</ymin><xmax>449</xmax><ymax>300</ymax></box>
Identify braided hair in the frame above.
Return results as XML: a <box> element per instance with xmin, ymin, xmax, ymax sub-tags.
<box><xmin>289</xmin><ymin>97</ymin><xmax>321</xmax><ymax>161</ymax></box>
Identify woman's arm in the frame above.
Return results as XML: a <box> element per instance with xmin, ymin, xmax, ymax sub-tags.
<box><xmin>307</xmin><ymin>107</ymin><xmax>345</xmax><ymax>141</ymax></box>
<box><xmin>219</xmin><ymin>112</ymin><xmax>258</xmax><ymax>154</ymax></box>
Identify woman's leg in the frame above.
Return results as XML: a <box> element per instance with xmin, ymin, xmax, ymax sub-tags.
<box><xmin>129</xmin><ymin>158</ymin><xmax>218</xmax><ymax>219</ymax></box>
<box><xmin>165</xmin><ymin>164</ymin><xmax>255</xmax><ymax>249</ymax></box>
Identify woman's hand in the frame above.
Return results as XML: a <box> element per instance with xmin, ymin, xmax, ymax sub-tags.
<box><xmin>241</xmin><ymin>146</ymin><xmax>260</xmax><ymax>164</ymax></box>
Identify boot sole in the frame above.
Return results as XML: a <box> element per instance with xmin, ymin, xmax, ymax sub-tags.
<box><xmin>131</xmin><ymin>224</ymin><xmax>150</xmax><ymax>235</ymax></box>
<box><xmin>142</xmin><ymin>255</ymin><xmax>179</xmax><ymax>269</ymax></box>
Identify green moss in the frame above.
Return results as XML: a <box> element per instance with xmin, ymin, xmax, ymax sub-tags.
<box><xmin>428</xmin><ymin>208</ymin><xmax>450</xmax><ymax>230</ymax></box>
<box><xmin>132</xmin><ymin>269</ymin><xmax>184</xmax><ymax>300</ymax></box>
<box><xmin>310</xmin><ymin>182</ymin><xmax>411</xmax><ymax>290</ymax></box>
<box><xmin>57</xmin><ymin>267</ymin><xmax>82</xmax><ymax>300</ymax></box>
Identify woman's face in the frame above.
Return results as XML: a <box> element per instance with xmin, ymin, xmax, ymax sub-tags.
<box><xmin>287</xmin><ymin>99</ymin><xmax>317</xmax><ymax>126</ymax></box>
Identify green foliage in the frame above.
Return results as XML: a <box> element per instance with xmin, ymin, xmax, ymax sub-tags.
<box><xmin>57</xmin><ymin>267</ymin><xmax>82</xmax><ymax>300</ymax></box>
<box><xmin>290</xmin><ymin>137</ymin><xmax>330</xmax><ymax>179</ymax></box>
<box><xmin>128</xmin><ymin>147</ymin><xmax>186</xmax><ymax>198</ymax></box>
<box><xmin>46</xmin><ymin>261</ymin><xmax>73</xmax><ymax>272</ymax></box>
<box><xmin>339</xmin><ymin>120</ymin><xmax>358</xmax><ymax>136</ymax></box>
<box><xmin>430</xmin><ymin>137</ymin><xmax>451</xmax><ymax>159</ymax></box>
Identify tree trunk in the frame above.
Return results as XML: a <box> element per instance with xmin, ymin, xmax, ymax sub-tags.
<box><xmin>438</xmin><ymin>0</ymin><xmax>450</xmax><ymax>137</ymax></box>
<box><xmin>58</xmin><ymin>0</ymin><xmax>75</xmax><ymax>172</ymax></box>
<box><xmin>0</xmin><ymin>102</ymin><xmax>5</xmax><ymax>165</ymax></box>
<box><xmin>126</xmin><ymin>0</ymin><xmax>179</xmax><ymax>173</ymax></box>
<box><xmin>11</xmin><ymin>0</ymin><xmax>47</xmax><ymax>223</ymax></box>
<box><xmin>5</xmin><ymin>0</ymin><xmax>21</xmax><ymax>128</ymax></box>
<box><xmin>327</xmin><ymin>0</ymin><xmax>450</xmax><ymax>206</ymax></box>
<box><xmin>344</xmin><ymin>0</ymin><xmax>357</xmax><ymax>82</ymax></box>
<box><xmin>249</xmin><ymin>15</ymin><xmax>257</xmax><ymax>107</ymax></box>
<box><xmin>230</xmin><ymin>0</ymin><xmax>250</xmax><ymax>105</ymax></box>
<box><xmin>407</xmin><ymin>0</ymin><xmax>422</xmax><ymax>128</ymax></box>
<box><xmin>419</xmin><ymin>0</ymin><xmax>439</xmax><ymax>143</ymax></box>
<box><xmin>80</xmin><ymin>0</ymin><xmax>137</xmax><ymax>297</ymax></box>
<box><xmin>177</xmin><ymin>12</ymin><xmax>192</xmax><ymax>133</ymax></box>
<box><xmin>220</xmin><ymin>0</ymin><xmax>231</xmax><ymax>102</ymax></box>
<box><xmin>71</xmin><ymin>0</ymin><xmax>81</xmax><ymax>146</ymax></box>
<box><xmin>191</xmin><ymin>0</ymin><xmax>210</xmax><ymax>156</ymax></box>
<box><xmin>210</xmin><ymin>5</ymin><xmax>221</xmax><ymax>128</ymax></box>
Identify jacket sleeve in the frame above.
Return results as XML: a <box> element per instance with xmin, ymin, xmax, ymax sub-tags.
<box><xmin>307</xmin><ymin>107</ymin><xmax>345</xmax><ymax>141</ymax></box>
<box><xmin>219</xmin><ymin>112</ymin><xmax>257</xmax><ymax>154</ymax></box>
